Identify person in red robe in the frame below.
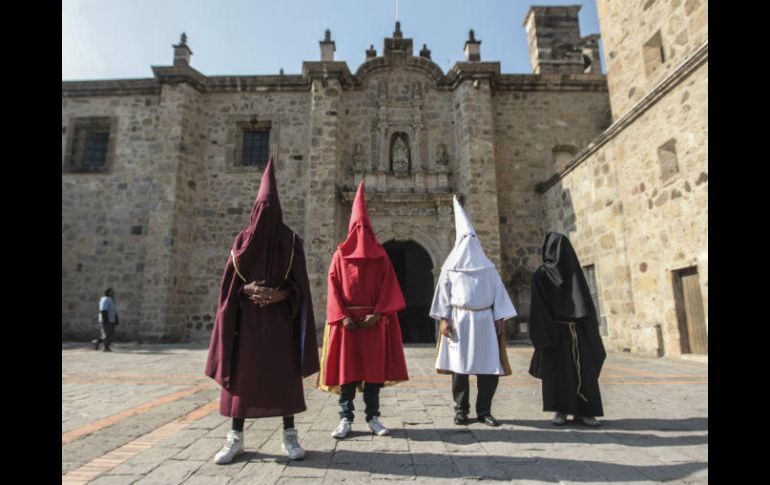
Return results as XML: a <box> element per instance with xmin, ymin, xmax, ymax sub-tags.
<box><xmin>205</xmin><ymin>159</ymin><xmax>319</xmax><ymax>464</ymax></box>
<box><xmin>317</xmin><ymin>180</ymin><xmax>409</xmax><ymax>439</ymax></box>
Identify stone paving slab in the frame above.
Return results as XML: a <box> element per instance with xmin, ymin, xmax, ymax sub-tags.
<box><xmin>63</xmin><ymin>342</ymin><xmax>708</xmax><ymax>483</ymax></box>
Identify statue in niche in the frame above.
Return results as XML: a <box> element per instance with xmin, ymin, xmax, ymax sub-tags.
<box><xmin>412</xmin><ymin>81</ymin><xmax>423</xmax><ymax>100</ymax></box>
<box><xmin>436</xmin><ymin>143</ymin><xmax>449</xmax><ymax>170</ymax></box>
<box><xmin>352</xmin><ymin>143</ymin><xmax>366</xmax><ymax>171</ymax></box>
<box><xmin>390</xmin><ymin>132</ymin><xmax>411</xmax><ymax>175</ymax></box>
<box><xmin>376</xmin><ymin>81</ymin><xmax>388</xmax><ymax>101</ymax></box>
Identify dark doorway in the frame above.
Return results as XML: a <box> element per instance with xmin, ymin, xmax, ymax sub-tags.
<box><xmin>673</xmin><ymin>266</ymin><xmax>707</xmax><ymax>354</ymax></box>
<box><xmin>383</xmin><ymin>240</ymin><xmax>435</xmax><ymax>343</ymax></box>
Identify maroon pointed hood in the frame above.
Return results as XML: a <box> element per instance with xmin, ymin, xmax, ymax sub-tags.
<box><xmin>231</xmin><ymin>159</ymin><xmax>292</xmax><ymax>284</ymax></box>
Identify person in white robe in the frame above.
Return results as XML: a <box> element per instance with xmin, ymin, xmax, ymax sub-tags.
<box><xmin>430</xmin><ymin>195</ymin><xmax>517</xmax><ymax>426</ymax></box>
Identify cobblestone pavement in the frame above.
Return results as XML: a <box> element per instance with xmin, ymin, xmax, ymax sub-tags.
<box><xmin>62</xmin><ymin>342</ymin><xmax>707</xmax><ymax>484</ymax></box>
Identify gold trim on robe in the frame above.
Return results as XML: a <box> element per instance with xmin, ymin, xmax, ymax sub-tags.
<box><xmin>316</xmin><ymin>319</ymin><xmax>408</xmax><ymax>394</ymax></box>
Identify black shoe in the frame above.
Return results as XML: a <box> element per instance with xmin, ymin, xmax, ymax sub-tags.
<box><xmin>454</xmin><ymin>412</ymin><xmax>469</xmax><ymax>425</ymax></box>
<box><xmin>92</xmin><ymin>339</ymin><xmax>101</xmax><ymax>350</ymax></box>
<box><xmin>576</xmin><ymin>416</ymin><xmax>600</xmax><ymax>427</ymax></box>
<box><xmin>103</xmin><ymin>346</ymin><xmax>112</xmax><ymax>352</ymax></box>
<box><xmin>477</xmin><ymin>414</ymin><xmax>500</xmax><ymax>427</ymax></box>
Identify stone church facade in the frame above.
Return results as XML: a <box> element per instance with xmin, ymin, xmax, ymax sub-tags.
<box><xmin>62</xmin><ymin>2</ymin><xmax>707</xmax><ymax>357</ymax></box>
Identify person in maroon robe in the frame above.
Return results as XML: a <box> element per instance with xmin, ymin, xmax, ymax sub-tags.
<box><xmin>205</xmin><ymin>159</ymin><xmax>319</xmax><ymax>464</ymax></box>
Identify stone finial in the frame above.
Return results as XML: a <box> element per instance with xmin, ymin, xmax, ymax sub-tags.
<box><xmin>320</xmin><ymin>29</ymin><xmax>336</xmax><ymax>61</ymax></box>
<box><xmin>464</xmin><ymin>28</ymin><xmax>481</xmax><ymax>62</ymax></box>
<box><xmin>419</xmin><ymin>43</ymin><xmax>431</xmax><ymax>59</ymax></box>
<box><xmin>172</xmin><ymin>32</ymin><xmax>193</xmax><ymax>66</ymax></box>
<box><xmin>394</xmin><ymin>21</ymin><xmax>403</xmax><ymax>39</ymax></box>
<box><xmin>581</xmin><ymin>34</ymin><xmax>602</xmax><ymax>74</ymax></box>
<box><xmin>366</xmin><ymin>44</ymin><xmax>377</xmax><ymax>60</ymax></box>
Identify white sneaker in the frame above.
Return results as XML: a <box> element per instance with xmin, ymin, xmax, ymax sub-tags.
<box><xmin>367</xmin><ymin>416</ymin><xmax>390</xmax><ymax>436</ymax></box>
<box><xmin>331</xmin><ymin>418</ymin><xmax>352</xmax><ymax>439</ymax></box>
<box><xmin>214</xmin><ymin>430</ymin><xmax>244</xmax><ymax>464</ymax></box>
<box><xmin>281</xmin><ymin>428</ymin><xmax>306</xmax><ymax>460</ymax></box>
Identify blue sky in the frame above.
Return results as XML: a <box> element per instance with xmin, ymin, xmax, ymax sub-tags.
<box><xmin>62</xmin><ymin>0</ymin><xmax>603</xmax><ymax>80</ymax></box>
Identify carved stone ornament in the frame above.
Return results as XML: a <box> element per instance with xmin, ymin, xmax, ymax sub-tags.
<box><xmin>391</xmin><ymin>133</ymin><xmax>410</xmax><ymax>175</ymax></box>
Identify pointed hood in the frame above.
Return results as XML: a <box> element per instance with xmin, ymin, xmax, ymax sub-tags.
<box><xmin>231</xmin><ymin>158</ymin><xmax>293</xmax><ymax>284</ymax></box>
<box><xmin>338</xmin><ymin>180</ymin><xmax>386</xmax><ymax>259</ymax></box>
<box><xmin>441</xmin><ymin>195</ymin><xmax>495</xmax><ymax>271</ymax></box>
<box><xmin>253</xmin><ymin>157</ymin><xmax>281</xmax><ymax>220</ymax></box>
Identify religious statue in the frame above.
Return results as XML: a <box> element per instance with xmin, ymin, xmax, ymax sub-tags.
<box><xmin>391</xmin><ymin>134</ymin><xmax>410</xmax><ymax>174</ymax></box>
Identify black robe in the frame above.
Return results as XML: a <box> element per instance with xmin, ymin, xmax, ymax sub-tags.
<box><xmin>528</xmin><ymin>232</ymin><xmax>606</xmax><ymax>417</ymax></box>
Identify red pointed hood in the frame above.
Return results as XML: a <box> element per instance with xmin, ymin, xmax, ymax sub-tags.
<box><xmin>338</xmin><ymin>181</ymin><xmax>386</xmax><ymax>259</ymax></box>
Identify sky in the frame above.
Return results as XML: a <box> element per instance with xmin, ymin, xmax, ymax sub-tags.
<box><xmin>62</xmin><ymin>0</ymin><xmax>604</xmax><ymax>81</ymax></box>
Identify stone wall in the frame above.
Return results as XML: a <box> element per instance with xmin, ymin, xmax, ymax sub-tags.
<box><xmin>62</xmin><ymin>93</ymin><xmax>161</xmax><ymax>340</ymax></box>
<box><xmin>541</xmin><ymin>58</ymin><xmax>707</xmax><ymax>357</ymax></box>
<box><xmin>493</xmin><ymin>87</ymin><xmax>611</xmax><ymax>321</ymax></box>
<box><xmin>173</xmin><ymin>89</ymin><xmax>313</xmax><ymax>341</ymax></box>
<box><xmin>597</xmin><ymin>0</ymin><xmax>708</xmax><ymax>118</ymax></box>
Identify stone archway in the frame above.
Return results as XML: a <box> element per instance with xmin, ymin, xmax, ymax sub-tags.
<box><xmin>383</xmin><ymin>240</ymin><xmax>436</xmax><ymax>343</ymax></box>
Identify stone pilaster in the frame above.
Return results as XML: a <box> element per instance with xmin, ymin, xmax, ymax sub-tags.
<box><xmin>452</xmin><ymin>65</ymin><xmax>502</xmax><ymax>268</ymax></box>
<box><xmin>304</xmin><ymin>77</ymin><xmax>342</xmax><ymax>330</ymax></box>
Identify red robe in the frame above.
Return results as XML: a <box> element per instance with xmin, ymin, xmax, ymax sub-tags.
<box><xmin>318</xmin><ymin>181</ymin><xmax>409</xmax><ymax>390</ymax></box>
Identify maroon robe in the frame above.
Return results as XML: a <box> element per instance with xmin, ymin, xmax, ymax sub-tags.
<box><xmin>205</xmin><ymin>159</ymin><xmax>319</xmax><ymax>418</ymax></box>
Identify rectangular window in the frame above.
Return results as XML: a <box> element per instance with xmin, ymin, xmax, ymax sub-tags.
<box><xmin>583</xmin><ymin>264</ymin><xmax>607</xmax><ymax>336</ymax></box>
<box><xmin>658</xmin><ymin>138</ymin><xmax>679</xmax><ymax>181</ymax></box>
<box><xmin>83</xmin><ymin>132</ymin><xmax>110</xmax><ymax>170</ymax></box>
<box><xmin>226</xmin><ymin>118</ymin><xmax>273</xmax><ymax>171</ymax></box>
<box><xmin>643</xmin><ymin>31</ymin><xmax>665</xmax><ymax>77</ymax></box>
<box><xmin>64</xmin><ymin>117</ymin><xmax>114</xmax><ymax>173</ymax></box>
<box><xmin>241</xmin><ymin>129</ymin><xmax>270</xmax><ymax>168</ymax></box>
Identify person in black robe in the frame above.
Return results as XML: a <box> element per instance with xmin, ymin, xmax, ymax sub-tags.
<box><xmin>528</xmin><ymin>232</ymin><xmax>606</xmax><ymax>427</ymax></box>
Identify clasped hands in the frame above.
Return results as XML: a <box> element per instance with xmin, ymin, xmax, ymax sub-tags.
<box><xmin>242</xmin><ymin>280</ymin><xmax>289</xmax><ymax>307</ymax></box>
<box><xmin>342</xmin><ymin>313</ymin><xmax>381</xmax><ymax>331</ymax></box>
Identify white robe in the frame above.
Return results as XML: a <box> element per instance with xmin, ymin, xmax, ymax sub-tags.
<box><xmin>430</xmin><ymin>266</ymin><xmax>517</xmax><ymax>375</ymax></box>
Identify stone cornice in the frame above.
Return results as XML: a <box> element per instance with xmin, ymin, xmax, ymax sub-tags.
<box><xmin>62</xmin><ymin>62</ymin><xmax>611</xmax><ymax>97</ymax></box>
<box><xmin>301</xmin><ymin>61</ymin><xmax>357</xmax><ymax>88</ymax></box>
<box><xmin>536</xmin><ymin>41</ymin><xmax>708</xmax><ymax>194</ymax></box>
<box><xmin>151</xmin><ymin>65</ymin><xmax>208</xmax><ymax>92</ymax></box>
<box><xmin>206</xmin><ymin>75</ymin><xmax>308</xmax><ymax>92</ymax></box>
<box><xmin>496</xmin><ymin>73</ymin><xmax>607</xmax><ymax>92</ymax></box>
<box><xmin>447</xmin><ymin>62</ymin><xmax>501</xmax><ymax>89</ymax></box>
<box><xmin>339</xmin><ymin>188</ymin><xmax>453</xmax><ymax>206</ymax></box>
<box><xmin>61</xmin><ymin>78</ymin><xmax>161</xmax><ymax>97</ymax></box>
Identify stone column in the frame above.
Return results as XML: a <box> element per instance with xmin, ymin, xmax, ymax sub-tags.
<box><xmin>139</xmin><ymin>82</ymin><xmax>202</xmax><ymax>341</ymax></box>
<box><xmin>452</xmin><ymin>72</ymin><xmax>502</xmax><ymax>268</ymax></box>
<box><xmin>304</xmin><ymin>78</ymin><xmax>342</xmax><ymax>331</ymax></box>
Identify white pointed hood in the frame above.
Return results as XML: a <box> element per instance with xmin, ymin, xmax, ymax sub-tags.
<box><xmin>441</xmin><ymin>195</ymin><xmax>496</xmax><ymax>272</ymax></box>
